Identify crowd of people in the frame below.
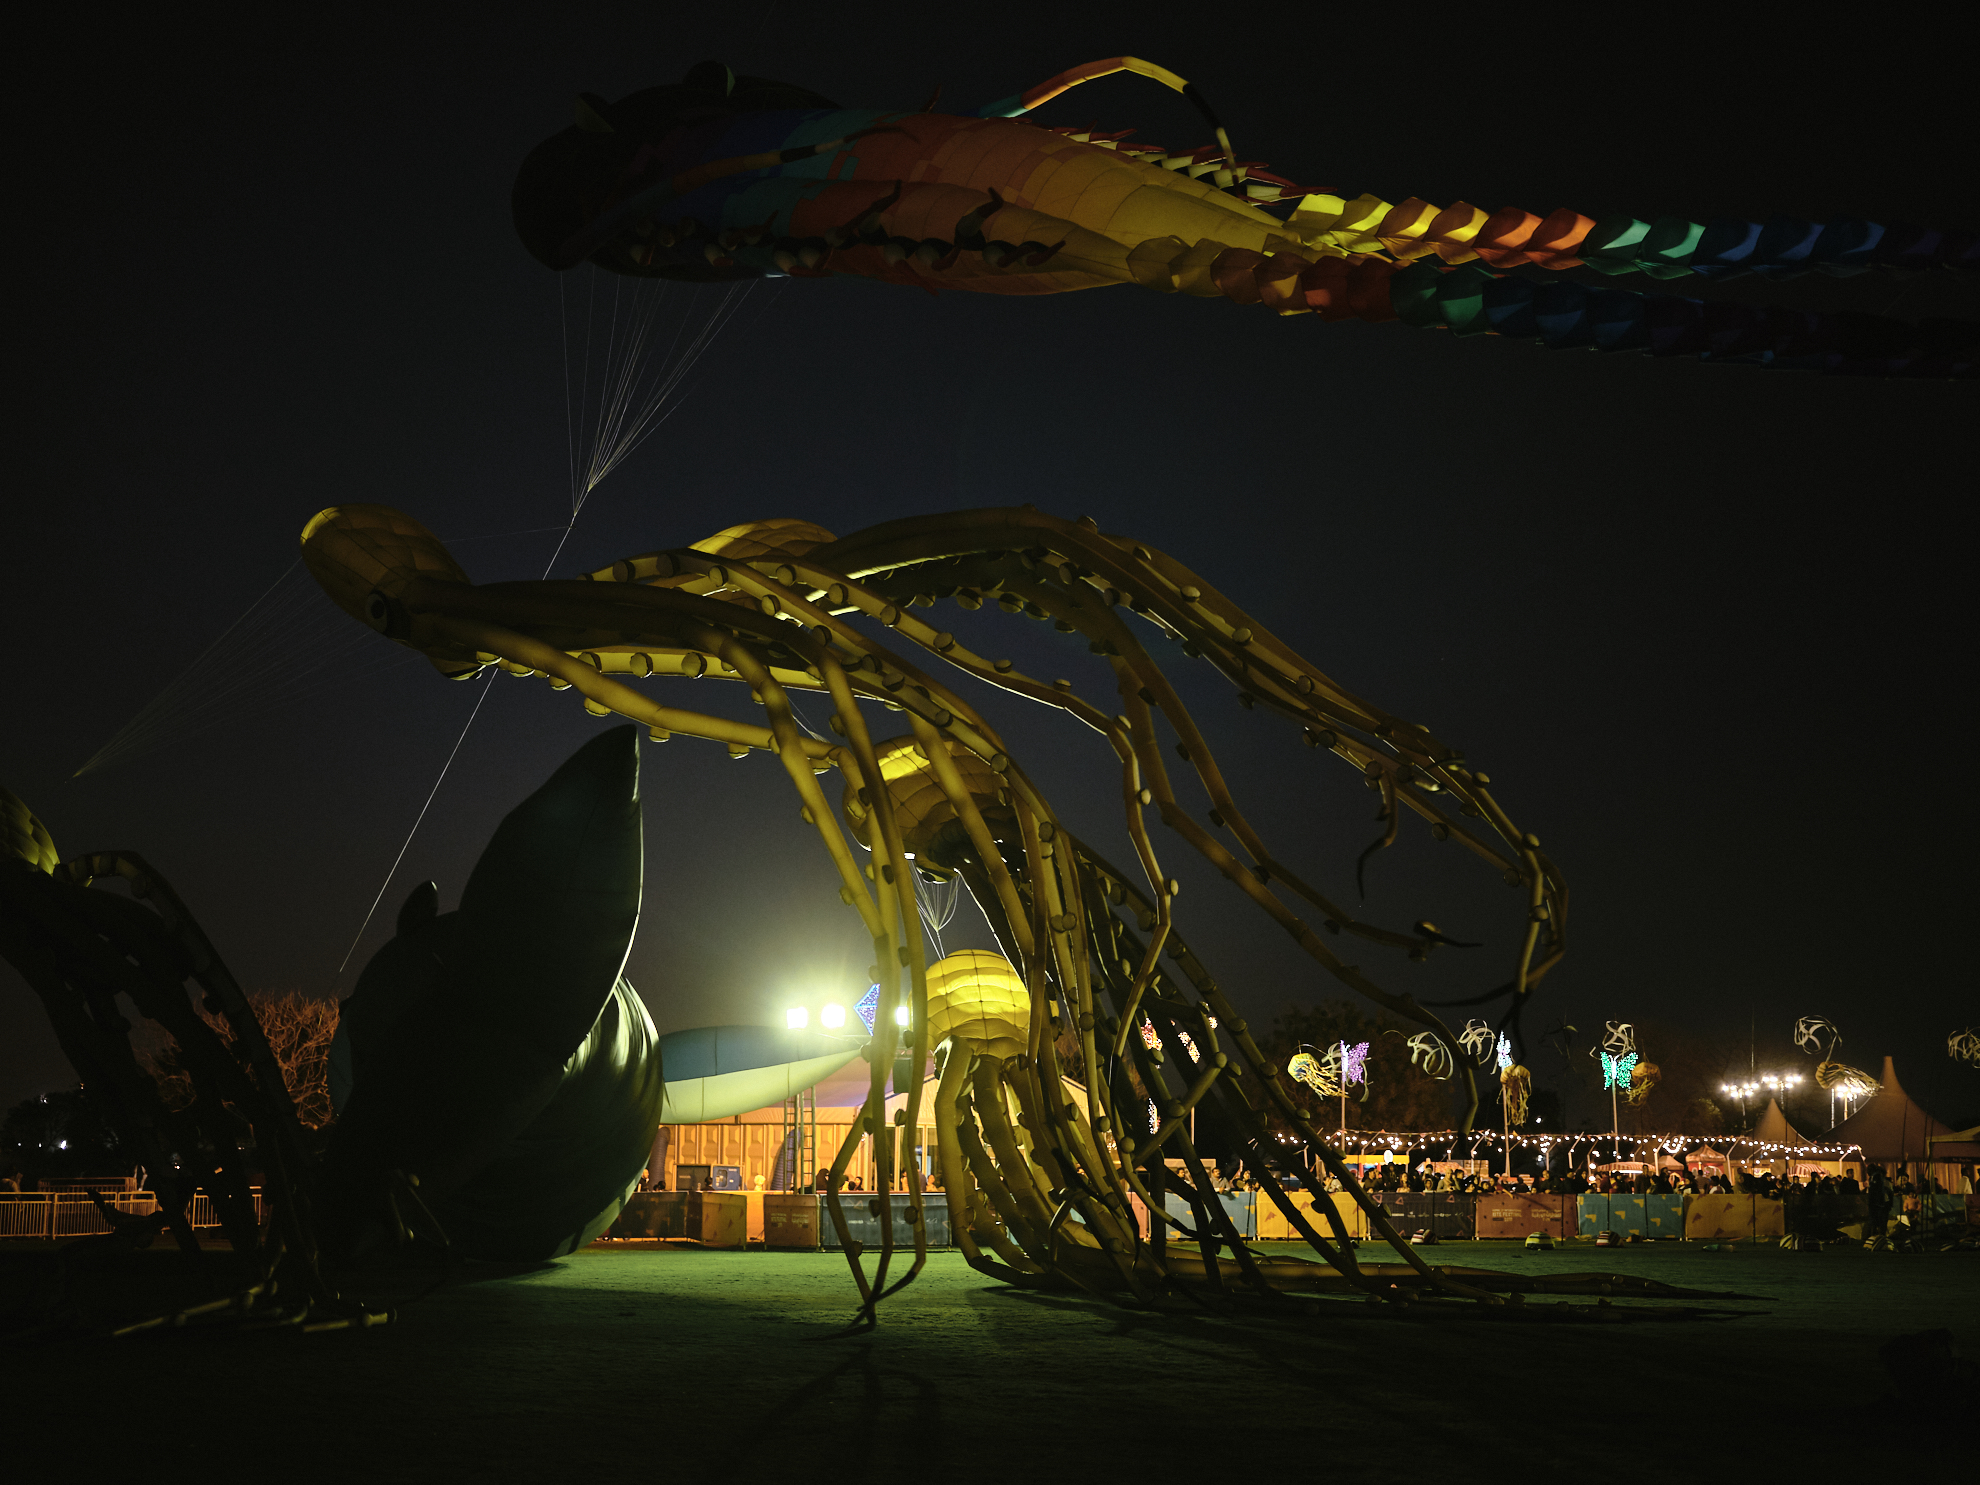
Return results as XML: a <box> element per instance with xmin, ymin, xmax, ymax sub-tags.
<box><xmin>1286</xmin><ymin>1161</ymin><xmax>1972</xmax><ymax>1199</ymax></box>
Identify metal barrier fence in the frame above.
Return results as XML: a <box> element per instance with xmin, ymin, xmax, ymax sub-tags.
<box><xmin>0</xmin><ymin>1191</ymin><xmax>263</xmax><ymax>1241</ymax></box>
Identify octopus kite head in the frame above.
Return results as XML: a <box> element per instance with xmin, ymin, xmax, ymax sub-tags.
<box><xmin>300</xmin><ymin>505</ymin><xmax>479</xmax><ymax>676</ymax></box>
<box><xmin>511</xmin><ymin>60</ymin><xmax>839</xmax><ymax>280</ymax></box>
<box><xmin>1</xmin><ymin>784</ymin><xmax>59</xmax><ymax>876</ymax></box>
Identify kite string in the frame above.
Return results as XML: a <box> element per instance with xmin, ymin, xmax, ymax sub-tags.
<box><xmin>71</xmin><ymin>526</ymin><xmax>582</xmax><ymax>779</ymax></box>
<box><xmin>559</xmin><ymin>273</ymin><xmax>577</xmax><ymax>503</ymax></box>
<box><xmin>334</xmin><ymin>673</ymin><xmax>496</xmax><ymax>975</ymax></box>
<box><xmin>336</xmin><ymin>274</ymin><xmax>766</xmax><ymax>979</ymax></box>
<box><xmin>580</xmin><ymin>278</ymin><xmax>754</xmax><ymax>499</ymax></box>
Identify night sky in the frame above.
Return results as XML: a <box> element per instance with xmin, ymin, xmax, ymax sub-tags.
<box><xmin>4</xmin><ymin>6</ymin><xmax>1975</xmax><ymax>1126</ymax></box>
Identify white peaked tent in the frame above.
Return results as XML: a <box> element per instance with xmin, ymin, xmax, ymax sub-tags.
<box><xmin>1752</xmin><ymin>1097</ymin><xmax>1813</xmax><ymax>1147</ymax></box>
<box><xmin>1828</xmin><ymin>1058</ymin><xmax>1958</xmax><ymax>1176</ymax></box>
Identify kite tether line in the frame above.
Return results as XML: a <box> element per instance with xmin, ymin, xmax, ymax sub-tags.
<box><xmin>333</xmin><ymin>275</ymin><xmax>756</xmax><ymax>978</ymax></box>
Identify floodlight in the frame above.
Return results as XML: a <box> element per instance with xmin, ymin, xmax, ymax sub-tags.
<box><xmin>786</xmin><ymin>1007</ymin><xmax>808</xmax><ymax>1029</ymax></box>
<box><xmin>821</xmin><ymin>1003</ymin><xmax>846</xmax><ymax>1029</ymax></box>
<box><xmin>894</xmin><ymin>1005</ymin><xmax>911</xmax><ymax>1027</ymax></box>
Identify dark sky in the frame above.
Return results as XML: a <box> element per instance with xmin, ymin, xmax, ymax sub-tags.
<box><xmin>4</xmin><ymin>4</ymin><xmax>1975</xmax><ymax>1126</ymax></box>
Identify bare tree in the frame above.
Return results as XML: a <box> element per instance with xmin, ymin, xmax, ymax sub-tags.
<box><xmin>142</xmin><ymin>990</ymin><xmax>339</xmax><ymax>1130</ymax></box>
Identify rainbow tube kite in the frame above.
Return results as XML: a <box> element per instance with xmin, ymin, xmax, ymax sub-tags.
<box><xmin>514</xmin><ymin>58</ymin><xmax>1978</xmax><ymax>379</ymax></box>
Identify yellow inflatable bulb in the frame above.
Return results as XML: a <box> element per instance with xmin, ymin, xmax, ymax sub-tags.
<box><xmin>843</xmin><ymin>734</ymin><xmax>1009</xmax><ymax>864</ymax></box>
<box><xmin>925</xmin><ymin>950</ymin><xmax>1029</xmax><ymax>1059</ymax></box>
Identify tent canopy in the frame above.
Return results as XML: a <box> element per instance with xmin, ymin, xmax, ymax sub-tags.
<box><xmin>1927</xmin><ymin>1123</ymin><xmax>1980</xmax><ymax>1162</ymax></box>
<box><xmin>1753</xmin><ymin>1097</ymin><xmax>1813</xmax><ymax>1147</ymax></box>
<box><xmin>1826</xmin><ymin>1058</ymin><xmax>1955</xmax><ymax>1162</ymax></box>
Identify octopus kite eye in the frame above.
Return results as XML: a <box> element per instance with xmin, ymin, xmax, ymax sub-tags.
<box><xmin>364</xmin><ymin>590</ymin><xmax>408</xmax><ymax>639</ymax></box>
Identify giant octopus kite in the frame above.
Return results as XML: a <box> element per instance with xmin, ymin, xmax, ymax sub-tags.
<box><xmin>286</xmin><ymin>498</ymin><xmax>1586</xmax><ymax>1321</ymax></box>
<box><xmin>513</xmin><ymin>57</ymin><xmax>1979</xmax><ymax>379</ymax></box>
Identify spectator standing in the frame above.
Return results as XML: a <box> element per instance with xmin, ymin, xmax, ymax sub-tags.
<box><xmin>1865</xmin><ymin>1165</ymin><xmax>1892</xmax><ymax>1245</ymax></box>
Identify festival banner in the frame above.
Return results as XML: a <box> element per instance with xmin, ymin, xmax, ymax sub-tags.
<box><xmin>1473</xmin><ymin>1192</ymin><xmax>1569</xmax><ymax>1239</ymax></box>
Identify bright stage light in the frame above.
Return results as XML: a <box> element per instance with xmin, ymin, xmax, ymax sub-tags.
<box><xmin>786</xmin><ymin>1007</ymin><xmax>809</xmax><ymax>1029</ymax></box>
<box><xmin>894</xmin><ymin>1005</ymin><xmax>911</xmax><ymax>1027</ymax></box>
<box><xmin>821</xmin><ymin>1003</ymin><xmax>846</xmax><ymax>1029</ymax></box>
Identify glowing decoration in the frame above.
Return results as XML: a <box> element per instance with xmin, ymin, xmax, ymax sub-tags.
<box><xmin>1602</xmin><ymin>1051</ymin><xmax>1640</xmax><ymax>1090</ymax></box>
<box><xmin>1813</xmin><ymin>1069</ymin><xmax>1877</xmax><ymax>1108</ymax></box>
<box><xmin>1495</xmin><ymin>1034</ymin><xmax>1512</xmax><ymax>1072</ymax></box>
<box><xmin>293</xmin><ymin>497</ymin><xmax>1575</xmax><ymax>1321</ymax></box>
<box><xmin>1500</xmin><ymin>1063</ymin><xmax>1532</xmax><ymax>1125</ymax></box>
<box><xmin>1792</xmin><ymin>1016</ymin><xmax>1833</xmax><ymax>1056</ymax></box>
<box><xmin>1458</xmin><ymin>1019</ymin><xmax>1496</xmax><ymax>1066</ymax></box>
<box><xmin>1816</xmin><ymin>1063</ymin><xmax>1876</xmax><ymax>1096</ymax></box>
<box><xmin>1950</xmin><ymin>1028</ymin><xmax>1980</xmax><ymax>1067</ymax></box>
<box><xmin>1341</xmin><ymin>1041</ymin><xmax>1371</xmax><ymax>1086</ymax></box>
<box><xmin>1286</xmin><ymin>1052</ymin><xmax>1337</xmax><ymax>1096</ymax></box>
<box><xmin>855</xmin><ymin>984</ymin><xmax>881</xmax><ymax>1035</ymax></box>
<box><xmin>1404</xmin><ymin>1031</ymin><xmax>1455</xmax><ymax>1080</ymax></box>
<box><xmin>516</xmin><ymin>58</ymin><xmax>1980</xmax><ymax>381</ymax></box>
<box><xmin>1599</xmin><ymin>1021</ymin><xmax>1638</xmax><ymax>1058</ymax></box>
<box><xmin>1623</xmin><ymin>1059</ymin><xmax>1660</xmax><ymax>1107</ymax></box>
<box><xmin>1796</xmin><ymin>1015</ymin><xmax>1879</xmax><ymax>1096</ymax></box>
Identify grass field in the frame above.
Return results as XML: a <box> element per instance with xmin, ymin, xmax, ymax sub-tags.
<box><xmin>2</xmin><ymin>1239</ymin><xmax>1970</xmax><ymax>1477</ymax></box>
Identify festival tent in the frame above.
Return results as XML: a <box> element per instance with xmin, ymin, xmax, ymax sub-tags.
<box><xmin>1752</xmin><ymin>1097</ymin><xmax>1813</xmax><ymax>1147</ymax></box>
<box><xmin>1926</xmin><ymin>1124</ymin><xmax>1980</xmax><ymax>1164</ymax></box>
<box><xmin>1741</xmin><ymin>1098</ymin><xmax>1848</xmax><ymax>1173</ymax></box>
<box><xmin>1827</xmin><ymin>1058</ymin><xmax>1958</xmax><ymax>1176</ymax></box>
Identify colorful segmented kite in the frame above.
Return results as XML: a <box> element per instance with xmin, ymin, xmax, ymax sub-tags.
<box><xmin>514</xmin><ymin>57</ymin><xmax>1979</xmax><ymax>378</ymax></box>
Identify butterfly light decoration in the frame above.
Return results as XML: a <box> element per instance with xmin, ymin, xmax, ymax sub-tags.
<box><xmin>1601</xmin><ymin>1050</ymin><xmax>1640</xmax><ymax>1090</ymax></box>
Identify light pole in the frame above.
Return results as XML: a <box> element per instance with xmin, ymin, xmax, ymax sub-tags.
<box><xmin>1760</xmin><ymin>1072</ymin><xmax>1803</xmax><ymax>1111</ymax></box>
<box><xmin>1721</xmin><ymin>1078</ymin><xmax>1759</xmax><ymax>1127</ymax></box>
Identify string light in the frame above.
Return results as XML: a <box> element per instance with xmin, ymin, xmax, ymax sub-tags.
<box><xmin>1263</xmin><ymin>1126</ymin><xmax>1866</xmax><ymax>1158</ymax></box>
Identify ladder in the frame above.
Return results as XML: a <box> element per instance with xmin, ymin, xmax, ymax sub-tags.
<box><xmin>783</xmin><ymin>1086</ymin><xmax>818</xmax><ymax>1192</ymax></box>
